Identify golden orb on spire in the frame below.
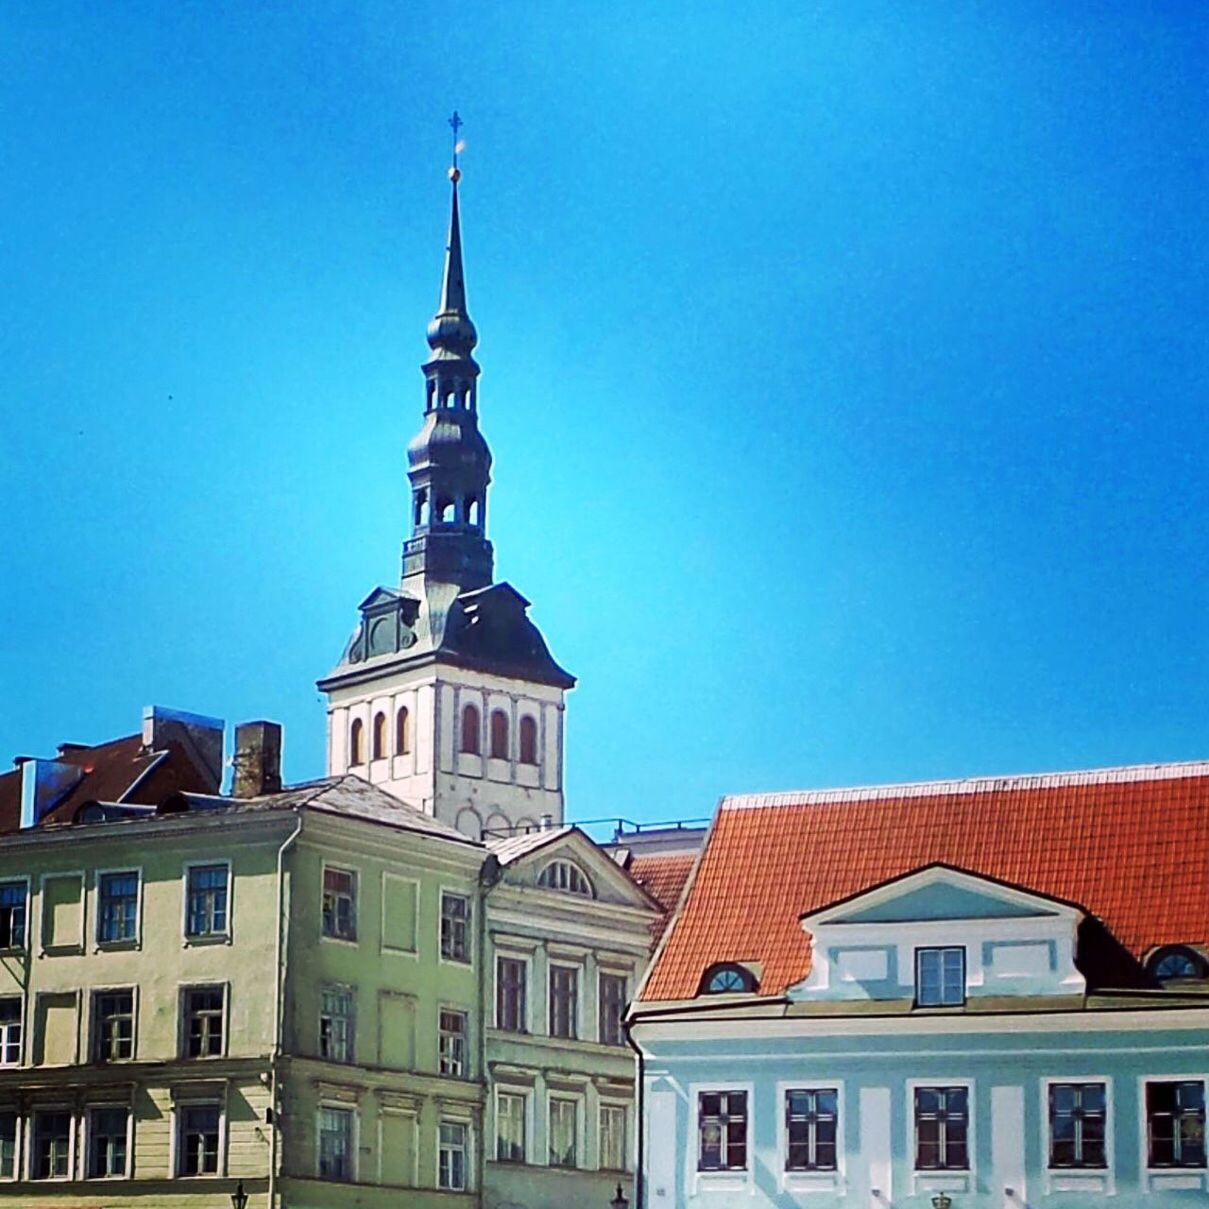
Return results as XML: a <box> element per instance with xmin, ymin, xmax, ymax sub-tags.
<box><xmin>449</xmin><ymin>165</ymin><xmax>461</xmax><ymax>183</ymax></box>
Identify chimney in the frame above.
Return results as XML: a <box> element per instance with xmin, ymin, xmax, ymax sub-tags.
<box><xmin>540</xmin><ymin>812</ymin><xmax>553</xmax><ymax>831</ymax></box>
<box><xmin>232</xmin><ymin>721</ymin><xmax>283</xmax><ymax>798</ymax></box>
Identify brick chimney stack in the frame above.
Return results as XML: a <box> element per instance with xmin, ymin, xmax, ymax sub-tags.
<box><xmin>232</xmin><ymin>721</ymin><xmax>283</xmax><ymax>798</ymax></box>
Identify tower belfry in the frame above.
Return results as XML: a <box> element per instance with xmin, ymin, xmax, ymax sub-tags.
<box><xmin>318</xmin><ymin>119</ymin><xmax>575</xmax><ymax>839</ymax></box>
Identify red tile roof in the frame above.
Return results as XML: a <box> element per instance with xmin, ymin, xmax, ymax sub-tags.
<box><xmin>0</xmin><ymin>733</ymin><xmax>216</xmax><ymax>834</ymax></box>
<box><xmin>630</xmin><ymin>853</ymin><xmax>697</xmax><ymax>915</ymax></box>
<box><xmin>641</xmin><ymin>762</ymin><xmax>1209</xmax><ymax>1001</ymax></box>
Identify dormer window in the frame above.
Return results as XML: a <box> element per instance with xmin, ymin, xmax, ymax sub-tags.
<box><xmin>701</xmin><ymin>963</ymin><xmax>757</xmax><ymax>995</ymax></box>
<box><xmin>1148</xmin><ymin>946</ymin><xmax>1207</xmax><ymax>982</ymax></box>
<box><xmin>537</xmin><ymin>861</ymin><xmax>593</xmax><ymax>897</ymax></box>
<box><xmin>915</xmin><ymin>947</ymin><xmax>965</xmax><ymax>1007</ymax></box>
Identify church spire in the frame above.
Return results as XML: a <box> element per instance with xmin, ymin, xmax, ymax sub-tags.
<box><xmin>402</xmin><ymin>114</ymin><xmax>494</xmax><ymax>590</ymax></box>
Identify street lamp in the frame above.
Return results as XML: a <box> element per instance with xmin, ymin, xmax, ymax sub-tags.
<box><xmin>231</xmin><ymin>1180</ymin><xmax>249</xmax><ymax>1209</ymax></box>
<box><xmin>610</xmin><ymin>1183</ymin><xmax>629</xmax><ymax>1209</ymax></box>
<box><xmin>931</xmin><ymin>1194</ymin><xmax>952</xmax><ymax>1209</ymax></box>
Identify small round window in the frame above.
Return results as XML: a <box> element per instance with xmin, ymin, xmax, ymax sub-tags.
<box><xmin>1149</xmin><ymin>946</ymin><xmax>1206</xmax><ymax>981</ymax></box>
<box><xmin>701</xmin><ymin>963</ymin><xmax>756</xmax><ymax>994</ymax></box>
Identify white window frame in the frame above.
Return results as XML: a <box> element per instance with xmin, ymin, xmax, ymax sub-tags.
<box><xmin>688</xmin><ymin>1080</ymin><xmax>755</xmax><ymax>1195</ymax></box>
<box><xmin>598</xmin><ymin>1100</ymin><xmax>629</xmax><ymax>1173</ymax></box>
<box><xmin>316</xmin><ymin>1101</ymin><xmax>358</xmax><ymax>1183</ymax></box>
<box><xmin>320</xmin><ymin>863</ymin><xmax>359</xmax><ymax>945</ymax></box>
<box><xmin>547</xmin><ymin>961</ymin><xmax>582</xmax><ymax>1040</ymax></box>
<box><xmin>89</xmin><ymin>984</ymin><xmax>138</xmax><ymax>1063</ymax></box>
<box><xmin>84</xmin><ymin>1103</ymin><xmax>133</xmax><ymax>1180</ymax></box>
<box><xmin>494</xmin><ymin>1086</ymin><xmax>530</xmax><ymax>1164</ymax></box>
<box><xmin>0</xmin><ymin>876</ymin><xmax>30</xmax><ymax>953</ymax></box>
<box><xmin>94</xmin><ymin>866</ymin><xmax>143</xmax><ymax>949</ymax></box>
<box><xmin>914</xmin><ymin>945</ymin><xmax>967</xmax><ymax>1007</ymax></box>
<box><xmin>39</xmin><ymin>871</ymin><xmax>85</xmax><ymax>954</ymax></box>
<box><xmin>179</xmin><ymin>982</ymin><xmax>229</xmax><ymax>1060</ymax></box>
<box><xmin>181</xmin><ymin>860</ymin><xmax>232</xmax><ymax>944</ymax></box>
<box><xmin>598</xmin><ymin>968</ymin><xmax>629</xmax><ymax>1046</ymax></box>
<box><xmin>907</xmin><ymin>1077</ymin><xmax>975</xmax><ymax>1196</ymax></box>
<box><xmin>494</xmin><ymin>951</ymin><xmax>531</xmax><ymax>1033</ymax></box>
<box><xmin>380</xmin><ymin>872</ymin><xmax>420</xmax><ymax>957</ymax></box>
<box><xmin>1039</xmin><ymin>1075</ymin><xmax>1114</xmax><ymax>1195</ymax></box>
<box><xmin>171</xmin><ymin>1099</ymin><xmax>226</xmax><ymax>1178</ymax></box>
<box><xmin>437</xmin><ymin>1117</ymin><xmax>471</xmax><ymax>1191</ymax></box>
<box><xmin>29</xmin><ymin>1106</ymin><xmax>75</xmax><ymax>1181</ymax></box>
<box><xmin>0</xmin><ymin>1108</ymin><xmax>19</xmax><ymax>1181</ymax></box>
<box><xmin>438</xmin><ymin>887</ymin><xmax>473</xmax><ymax>966</ymax></box>
<box><xmin>547</xmin><ymin>1092</ymin><xmax>584</xmax><ymax>1170</ymax></box>
<box><xmin>1138</xmin><ymin>1073</ymin><xmax>1209</xmax><ymax>1193</ymax></box>
<box><xmin>318</xmin><ymin>983</ymin><xmax>357</xmax><ymax>1064</ymax></box>
<box><xmin>438</xmin><ymin>1005</ymin><xmax>469</xmax><ymax>1078</ymax></box>
<box><xmin>776</xmin><ymin>1079</ymin><xmax>845</xmax><ymax>1193</ymax></box>
<box><xmin>537</xmin><ymin>859</ymin><xmax>595</xmax><ymax>897</ymax></box>
<box><xmin>0</xmin><ymin>994</ymin><xmax>23</xmax><ymax>1067</ymax></box>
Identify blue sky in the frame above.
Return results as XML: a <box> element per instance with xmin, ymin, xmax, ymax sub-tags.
<box><xmin>2</xmin><ymin>3</ymin><xmax>1207</xmax><ymax>824</ymax></box>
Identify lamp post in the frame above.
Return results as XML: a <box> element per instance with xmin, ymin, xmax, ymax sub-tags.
<box><xmin>610</xmin><ymin>1183</ymin><xmax>630</xmax><ymax>1209</ymax></box>
<box><xmin>230</xmin><ymin>1180</ymin><xmax>249</xmax><ymax>1209</ymax></box>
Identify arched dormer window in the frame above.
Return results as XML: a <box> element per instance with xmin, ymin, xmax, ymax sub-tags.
<box><xmin>490</xmin><ymin>709</ymin><xmax>509</xmax><ymax>760</ymax></box>
<box><xmin>1148</xmin><ymin>945</ymin><xmax>1207</xmax><ymax>981</ymax></box>
<box><xmin>460</xmin><ymin>703</ymin><xmax>481</xmax><ymax>755</ymax></box>
<box><xmin>371</xmin><ymin>712</ymin><xmax>387</xmax><ymax>760</ymax></box>
<box><xmin>700</xmin><ymin>963</ymin><xmax>758</xmax><ymax>995</ymax></box>
<box><xmin>396</xmin><ymin>706</ymin><xmax>410</xmax><ymax>755</ymax></box>
<box><xmin>349</xmin><ymin>718</ymin><xmax>365</xmax><ymax>766</ymax></box>
<box><xmin>537</xmin><ymin>860</ymin><xmax>594</xmax><ymax>897</ymax></box>
<box><xmin>519</xmin><ymin>715</ymin><xmax>538</xmax><ymax>765</ymax></box>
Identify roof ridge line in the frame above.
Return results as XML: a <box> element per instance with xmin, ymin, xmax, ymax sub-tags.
<box><xmin>721</xmin><ymin>757</ymin><xmax>1209</xmax><ymax>811</ymax></box>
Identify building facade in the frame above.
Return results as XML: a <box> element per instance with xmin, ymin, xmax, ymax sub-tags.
<box><xmin>631</xmin><ymin>762</ymin><xmax>1209</xmax><ymax>1208</ymax></box>
<box><xmin>319</xmin><ymin>161</ymin><xmax>574</xmax><ymax>840</ymax></box>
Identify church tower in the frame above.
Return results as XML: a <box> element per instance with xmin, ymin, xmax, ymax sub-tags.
<box><xmin>318</xmin><ymin>130</ymin><xmax>575</xmax><ymax>839</ymax></box>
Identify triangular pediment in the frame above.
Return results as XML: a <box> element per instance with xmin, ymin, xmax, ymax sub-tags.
<box><xmin>804</xmin><ymin>864</ymin><xmax>1079</xmax><ymax>928</ymax></box>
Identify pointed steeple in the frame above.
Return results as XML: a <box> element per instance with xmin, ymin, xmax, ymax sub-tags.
<box><xmin>402</xmin><ymin>115</ymin><xmax>494</xmax><ymax>590</ymax></box>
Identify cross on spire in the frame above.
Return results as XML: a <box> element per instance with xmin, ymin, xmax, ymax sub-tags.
<box><xmin>449</xmin><ymin>111</ymin><xmax>464</xmax><ymax>178</ymax></box>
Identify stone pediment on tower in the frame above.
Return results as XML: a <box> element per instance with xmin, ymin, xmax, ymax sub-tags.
<box><xmin>318</xmin><ymin>578</ymin><xmax>574</xmax><ymax>692</ymax></box>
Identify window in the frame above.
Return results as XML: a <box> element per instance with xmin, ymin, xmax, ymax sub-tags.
<box><xmin>372</xmin><ymin>711</ymin><xmax>387</xmax><ymax>759</ymax></box>
<box><xmin>698</xmin><ymin>1091</ymin><xmax>747</xmax><ymax>1171</ymax></box>
<box><xmin>439</xmin><ymin>1121</ymin><xmax>467</xmax><ymax>1190</ymax></box>
<box><xmin>0</xmin><ymin>1111</ymin><xmax>15</xmax><ymax>1179</ymax></box>
<box><xmin>440</xmin><ymin>892</ymin><xmax>470</xmax><ymax>962</ymax></box>
<box><xmin>439</xmin><ymin>1009</ymin><xmax>467</xmax><ymax>1077</ymax></box>
<box><xmin>497</xmin><ymin>957</ymin><xmax>527</xmax><ymax>1031</ymax></box>
<box><xmin>600</xmin><ymin>1104</ymin><xmax>627</xmax><ymax>1171</ymax></box>
<box><xmin>322</xmin><ymin>867</ymin><xmax>357</xmax><ymax>941</ymax></box>
<box><xmin>87</xmin><ymin>1106</ymin><xmax>129</xmax><ymax>1178</ymax></box>
<box><xmin>496</xmin><ymin>1091</ymin><xmax>526</xmax><ymax>1162</ymax></box>
<box><xmin>319</xmin><ymin>987</ymin><xmax>355</xmax><ymax>1062</ymax></box>
<box><xmin>1149</xmin><ymin>947</ymin><xmax>1206</xmax><ymax>981</ymax></box>
<box><xmin>519</xmin><ymin>715</ymin><xmax>538</xmax><ymax>765</ymax></box>
<box><xmin>1048</xmin><ymin>1082</ymin><xmax>1106</xmax><ymax>1168</ymax></box>
<box><xmin>549</xmin><ymin>966</ymin><xmax>578</xmax><ymax>1039</ymax></box>
<box><xmin>93</xmin><ymin>989</ymin><xmax>134</xmax><ymax>1061</ymax></box>
<box><xmin>490</xmin><ymin>709</ymin><xmax>509</xmax><ymax>759</ymax></box>
<box><xmin>32</xmin><ymin>1110</ymin><xmax>71</xmax><ymax>1179</ymax></box>
<box><xmin>0</xmin><ymin>998</ymin><xmax>20</xmax><ymax>1065</ymax></box>
<box><xmin>1147</xmin><ymin>1080</ymin><xmax>1206</xmax><ymax>1168</ymax></box>
<box><xmin>537</xmin><ymin>861</ymin><xmax>593</xmax><ymax>896</ymax></box>
<box><xmin>916</xmin><ymin>947</ymin><xmax>966</xmax><ymax>1007</ymax></box>
<box><xmin>701</xmin><ymin>964</ymin><xmax>756</xmax><ymax>994</ymax></box>
<box><xmin>786</xmin><ymin>1088</ymin><xmax>838</xmax><ymax>1171</ymax></box>
<box><xmin>97</xmin><ymin>872</ymin><xmax>139</xmax><ymax>943</ymax></box>
<box><xmin>396</xmin><ymin>706</ymin><xmax>411</xmax><ymax>754</ymax></box>
<box><xmin>319</xmin><ymin>1106</ymin><xmax>354</xmax><ymax>1181</ymax></box>
<box><xmin>599</xmin><ymin>972</ymin><xmax>627</xmax><ymax>1046</ymax></box>
<box><xmin>549</xmin><ymin>1097</ymin><xmax>578</xmax><ymax>1167</ymax></box>
<box><xmin>0</xmin><ymin>882</ymin><xmax>26</xmax><ymax>949</ymax></box>
<box><xmin>185</xmin><ymin>864</ymin><xmax>229</xmax><ymax>938</ymax></box>
<box><xmin>177</xmin><ymin>1103</ymin><xmax>220</xmax><ymax>1175</ymax></box>
<box><xmin>349</xmin><ymin>717</ymin><xmax>364</xmax><ymax>765</ymax></box>
<box><xmin>183</xmin><ymin>986</ymin><xmax>225</xmax><ymax>1058</ymax></box>
<box><xmin>460</xmin><ymin>703</ymin><xmax>480</xmax><ymax>755</ymax></box>
<box><xmin>914</xmin><ymin>1086</ymin><xmax>969</xmax><ymax>1170</ymax></box>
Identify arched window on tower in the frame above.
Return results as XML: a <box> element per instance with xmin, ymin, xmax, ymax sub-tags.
<box><xmin>460</xmin><ymin>704</ymin><xmax>481</xmax><ymax>755</ymax></box>
<box><xmin>396</xmin><ymin>706</ymin><xmax>411</xmax><ymax>755</ymax></box>
<box><xmin>467</xmin><ymin>497</ymin><xmax>480</xmax><ymax>526</ymax></box>
<box><xmin>519</xmin><ymin>715</ymin><xmax>538</xmax><ymax>765</ymax></box>
<box><xmin>490</xmin><ymin>710</ymin><xmax>509</xmax><ymax>760</ymax></box>
<box><xmin>349</xmin><ymin>718</ymin><xmax>365</xmax><ymax>766</ymax></box>
<box><xmin>371</xmin><ymin>712</ymin><xmax>387</xmax><ymax>761</ymax></box>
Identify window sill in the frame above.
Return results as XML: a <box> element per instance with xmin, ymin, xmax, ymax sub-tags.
<box><xmin>694</xmin><ymin>1170</ymin><xmax>749</xmax><ymax>1195</ymax></box>
<box><xmin>320</xmin><ymin>934</ymin><xmax>359</xmax><ymax>947</ymax></box>
<box><xmin>95</xmin><ymin>939</ymin><xmax>139</xmax><ymax>953</ymax></box>
<box><xmin>1047</xmin><ymin>1169</ymin><xmax>1112</xmax><ymax>1195</ymax></box>
<box><xmin>783</xmin><ymin>1170</ymin><xmax>842</xmax><ymax>1193</ymax></box>
<box><xmin>183</xmin><ymin>934</ymin><xmax>231</xmax><ymax>948</ymax></box>
<box><xmin>39</xmin><ymin>944</ymin><xmax>83</xmax><ymax>957</ymax></box>
<box><xmin>913</xmin><ymin>1171</ymin><xmax>971</xmax><ymax>1194</ymax></box>
<box><xmin>1146</xmin><ymin>1169</ymin><xmax>1207</xmax><ymax>1192</ymax></box>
